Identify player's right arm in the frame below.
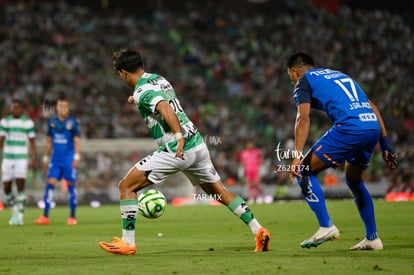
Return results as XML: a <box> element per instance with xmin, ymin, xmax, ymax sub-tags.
<box><xmin>290</xmin><ymin>76</ymin><xmax>312</xmax><ymax>180</ymax></box>
<box><xmin>369</xmin><ymin>100</ymin><xmax>397</xmax><ymax>168</ymax></box>
<box><xmin>0</xmin><ymin>136</ymin><xmax>4</xmax><ymax>155</ymax></box>
<box><xmin>0</xmin><ymin>119</ymin><xmax>5</xmax><ymax>153</ymax></box>
<box><xmin>29</xmin><ymin>137</ymin><xmax>38</xmax><ymax>170</ymax></box>
<box><xmin>291</xmin><ymin>102</ymin><xmax>311</xmax><ymax>178</ymax></box>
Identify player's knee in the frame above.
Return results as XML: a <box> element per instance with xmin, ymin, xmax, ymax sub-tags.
<box><xmin>47</xmin><ymin>178</ymin><xmax>58</xmax><ymax>185</ymax></box>
<box><xmin>118</xmin><ymin>177</ymin><xmax>148</xmax><ymax>194</ymax></box>
<box><xmin>118</xmin><ymin>178</ymin><xmax>129</xmax><ymax>192</ymax></box>
<box><xmin>345</xmin><ymin>176</ymin><xmax>363</xmax><ymax>187</ymax></box>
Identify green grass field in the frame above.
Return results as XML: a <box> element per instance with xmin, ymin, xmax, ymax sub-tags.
<box><xmin>1</xmin><ymin>200</ymin><xmax>413</xmax><ymax>275</ymax></box>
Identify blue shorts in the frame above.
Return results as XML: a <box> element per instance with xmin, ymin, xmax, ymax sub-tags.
<box><xmin>47</xmin><ymin>162</ymin><xmax>78</xmax><ymax>183</ymax></box>
<box><xmin>313</xmin><ymin>127</ymin><xmax>380</xmax><ymax>170</ymax></box>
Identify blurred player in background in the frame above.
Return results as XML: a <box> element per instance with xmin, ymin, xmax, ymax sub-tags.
<box><xmin>0</xmin><ymin>99</ymin><xmax>38</xmax><ymax>225</ymax></box>
<box><xmin>35</xmin><ymin>96</ymin><xmax>81</xmax><ymax>225</ymax></box>
<box><xmin>99</xmin><ymin>48</ymin><xmax>270</xmax><ymax>255</ymax></box>
<box><xmin>287</xmin><ymin>52</ymin><xmax>397</xmax><ymax>250</ymax></box>
<box><xmin>239</xmin><ymin>139</ymin><xmax>264</xmax><ymax>204</ymax></box>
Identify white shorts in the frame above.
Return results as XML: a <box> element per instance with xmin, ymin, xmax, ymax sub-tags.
<box><xmin>135</xmin><ymin>144</ymin><xmax>221</xmax><ymax>185</ymax></box>
<box><xmin>1</xmin><ymin>159</ymin><xmax>29</xmax><ymax>182</ymax></box>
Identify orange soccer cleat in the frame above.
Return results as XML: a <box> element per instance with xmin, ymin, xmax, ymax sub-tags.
<box><xmin>67</xmin><ymin>217</ymin><xmax>77</xmax><ymax>226</ymax></box>
<box><xmin>255</xmin><ymin>227</ymin><xmax>271</xmax><ymax>252</ymax></box>
<box><xmin>35</xmin><ymin>216</ymin><xmax>50</xmax><ymax>225</ymax></box>
<box><xmin>99</xmin><ymin>237</ymin><xmax>137</xmax><ymax>255</ymax></box>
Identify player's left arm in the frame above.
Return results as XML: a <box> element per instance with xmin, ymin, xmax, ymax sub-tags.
<box><xmin>29</xmin><ymin>137</ymin><xmax>38</xmax><ymax>170</ymax></box>
<box><xmin>42</xmin><ymin>136</ymin><xmax>52</xmax><ymax>175</ymax></box>
<box><xmin>72</xmin><ymin>136</ymin><xmax>81</xmax><ymax>168</ymax></box>
<box><xmin>128</xmin><ymin>96</ymin><xmax>136</xmax><ymax>104</ymax></box>
<box><xmin>369</xmin><ymin>100</ymin><xmax>397</xmax><ymax>168</ymax></box>
<box><xmin>72</xmin><ymin>119</ymin><xmax>81</xmax><ymax>168</ymax></box>
<box><xmin>28</xmin><ymin>120</ymin><xmax>38</xmax><ymax>170</ymax></box>
<box><xmin>155</xmin><ymin>100</ymin><xmax>185</xmax><ymax>160</ymax></box>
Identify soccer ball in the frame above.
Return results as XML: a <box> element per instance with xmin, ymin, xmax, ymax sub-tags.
<box><xmin>137</xmin><ymin>189</ymin><xmax>167</xmax><ymax>219</ymax></box>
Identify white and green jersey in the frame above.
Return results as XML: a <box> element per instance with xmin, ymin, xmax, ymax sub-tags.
<box><xmin>0</xmin><ymin>115</ymin><xmax>35</xmax><ymax>159</ymax></box>
<box><xmin>133</xmin><ymin>73</ymin><xmax>204</xmax><ymax>153</ymax></box>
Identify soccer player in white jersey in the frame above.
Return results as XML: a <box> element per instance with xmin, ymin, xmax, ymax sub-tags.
<box><xmin>0</xmin><ymin>99</ymin><xmax>38</xmax><ymax>225</ymax></box>
<box><xmin>99</xmin><ymin>48</ymin><xmax>271</xmax><ymax>255</ymax></box>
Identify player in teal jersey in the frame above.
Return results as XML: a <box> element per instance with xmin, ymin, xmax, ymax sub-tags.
<box><xmin>287</xmin><ymin>52</ymin><xmax>397</xmax><ymax>250</ymax></box>
<box><xmin>0</xmin><ymin>99</ymin><xmax>38</xmax><ymax>225</ymax></box>
<box><xmin>99</xmin><ymin>48</ymin><xmax>270</xmax><ymax>255</ymax></box>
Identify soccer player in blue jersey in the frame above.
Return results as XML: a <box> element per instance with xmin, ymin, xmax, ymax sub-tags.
<box><xmin>287</xmin><ymin>52</ymin><xmax>397</xmax><ymax>250</ymax></box>
<box><xmin>35</xmin><ymin>97</ymin><xmax>81</xmax><ymax>225</ymax></box>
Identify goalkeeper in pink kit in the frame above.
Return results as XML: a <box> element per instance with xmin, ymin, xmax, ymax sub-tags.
<box><xmin>240</xmin><ymin>139</ymin><xmax>264</xmax><ymax>203</ymax></box>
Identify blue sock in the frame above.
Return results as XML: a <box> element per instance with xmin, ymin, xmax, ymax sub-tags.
<box><xmin>43</xmin><ymin>183</ymin><xmax>55</xmax><ymax>217</ymax></box>
<box><xmin>297</xmin><ymin>175</ymin><xmax>332</xmax><ymax>227</ymax></box>
<box><xmin>345</xmin><ymin>177</ymin><xmax>378</xmax><ymax>240</ymax></box>
<box><xmin>68</xmin><ymin>184</ymin><xmax>77</xmax><ymax>218</ymax></box>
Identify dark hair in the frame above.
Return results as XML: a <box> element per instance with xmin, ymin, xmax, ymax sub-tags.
<box><xmin>12</xmin><ymin>99</ymin><xmax>25</xmax><ymax>107</ymax></box>
<box><xmin>12</xmin><ymin>98</ymin><xmax>25</xmax><ymax>107</ymax></box>
<box><xmin>287</xmin><ymin>52</ymin><xmax>315</xmax><ymax>68</ymax></box>
<box><xmin>57</xmin><ymin>93</ymin><xmax>68</xmax><ymax>101</ymax></box>
<box><xmin>112</xmin><ymin>48</ymin><xmax>144</xmax><ymax>73</ymax></box>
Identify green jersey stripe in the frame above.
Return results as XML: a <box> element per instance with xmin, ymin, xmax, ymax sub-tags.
<box><xmin>5</xmin><ymin>140</ymin><xmax>28</xmax><ymax>146</ymax></box>
<box><xmin>0</xmin><ymin>116</ymin><xmax>36</xmax><ymax>160</ymax></box>
<box><xmin>133</xmin><ymin>73</ymin><xmax>204</xmax><ymax>152</ymax></box>
<box><xmin>2</xmin><ymin>153</ymin><xmax>29</xmax><ymax>159</ymax></box>
<box><xmin>1</xmin><ymin>127</ymin><xmax>33</xmax><ymax>133</ymax></box>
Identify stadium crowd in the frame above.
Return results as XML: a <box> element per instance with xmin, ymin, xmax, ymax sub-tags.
<box><xmin>0</xmin><ymin>0</ymin><xmax>413</xmax><ymax>198</ymax></box>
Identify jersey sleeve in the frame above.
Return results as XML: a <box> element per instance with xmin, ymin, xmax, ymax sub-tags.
<box><xmin>46</xmin><ymin>118</ymin><xmax>53</xmax><ymax>137</ymax></box>
<box><xmin>0</xmin><ymin>119</ymin><xmax>6</xmax><ymax>137</ymax></box>
<box><xmin>72</xmin><ymin>118</ymin><xmax>81</xmax><ymax>137</ymax></box>
<box><xmin>135</xmin><ymin>89</ymin><xmax>168</xmax><ymax>114</ymax></box>
<box><xmin>293</xmin><ymin>75</ymin><xmax>312</xmax><ymax>105</ymax></box>
<box><xmin>27</xmin><ymin>119</ymin><xmax>36</xmax><ymax>138</ymax></box>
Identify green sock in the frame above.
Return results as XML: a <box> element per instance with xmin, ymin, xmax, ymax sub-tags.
<box><xmin>228</xmin><ymin>196</ymin><xmax>254</xmax><ymax>224</ymax></box>
<box><xmin>228</xmin><ymin>196</ymin><xmax>262</xmax><ymax>234</ymax></box>
<box><xmin>17</xmin><ymin>191</ymin><xmax>26</xmax><ymax>214</ymax></box>
<box><xmin>5</xmin><ymin>192</ymin><xmax>16</xmax><ymax>207</ymax></box>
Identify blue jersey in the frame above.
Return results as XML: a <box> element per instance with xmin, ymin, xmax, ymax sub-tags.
<box><xmin>294</xmin><ymin>68</ymin><xmax>380</xmax><ymax>132</ymax></box>
<box><xmin>47</xmin><ymin>116</ymin><xmax>81</xmax><ymax>164</ymax></box>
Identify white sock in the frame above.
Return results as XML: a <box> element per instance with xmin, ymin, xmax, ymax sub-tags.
<box><xmin>248</xmin><ymin>218</ymin><xmax>262</xmax><ymax>234</ymax></box>
<box><xmin>122</xmin><ymin>230</ymin><xmax>136</xmax><ymax>246</ymax></box>
<box><xmin>120</xmin><ymin>200</ymin><xmax>138</xmax><ymax>246</ymax></box>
